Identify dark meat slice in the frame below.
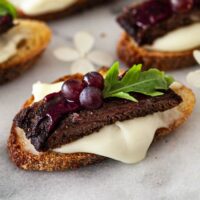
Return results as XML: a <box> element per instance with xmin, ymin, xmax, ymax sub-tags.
<box><xmin>14</xmin><ymin>92</ymin><xmax>80</xmax><ymax>151</ymax></box>
<box><xmin>117</xmin><ymin>3</ymin><xmax>200</xmax><ymax>45</ymax></box>
<box><xmin>14</xmin><ymin>89</ymin><xmax>182</xmax><ymax>152</ymax></box>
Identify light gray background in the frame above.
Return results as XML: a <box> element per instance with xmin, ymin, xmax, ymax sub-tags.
<box><xmin>0</xmin><ymin>2</ymin><xmax>200</xmax><ymax>200</ymax></box>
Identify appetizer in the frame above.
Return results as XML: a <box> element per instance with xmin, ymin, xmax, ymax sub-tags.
<box><xmin>8</xmin><ymin>62</ymin><xmax>195</xmax><ymax>171</ymax></box>
<box><xmin>117</xmin><ymin>0</ymin><xmax>200</xmax><ymax>70</ymax></box>
<box><xmin>8</xmin><ymin>0</ymin><xmax>113</xmax><ymax>20</ymax></box>
<box><xmin>0</xmin><ymin>0</ymin><xmax>51</xmax><ymax>84</ymax></box>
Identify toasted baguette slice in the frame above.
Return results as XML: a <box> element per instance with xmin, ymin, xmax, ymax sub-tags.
<box><xmin>0</xmin><ymin>19</ymin><xmax>51</xmax><ymax>84</ymax></box>
<box><xmin>15</xmin><ymin>0</ymin><xmax>112</xmax><ymax>21</ymax></box>
<box><xmin>7</xmin><ymin>69</ymin><xmax>195</xmax><ymax>171</ymax></box>
<box><xmin>117</xmin><ymin>32</ymin><xmax>199</xmax><ymax>71</ymax></box>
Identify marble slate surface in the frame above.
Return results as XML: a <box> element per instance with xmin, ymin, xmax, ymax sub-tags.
<box><xmin>0</xmin><ymin>2</ymin><xmax>200</xmax><ymax>200</ymax></box>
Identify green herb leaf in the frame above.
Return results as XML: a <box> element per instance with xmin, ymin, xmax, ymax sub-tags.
<box><xmin>109</xmin><ymin>92</ymin><xmax>138</xmax><ymax>102</ymax></box>
<box><xmin>103</xmin><ymin>62</ymin><xmax>174</xmax><ymax>101</ymax></box>
<box><xmin>0</xmin><ymin>0</ymin><xmax>17</xmax><ymax>18</ymax></box>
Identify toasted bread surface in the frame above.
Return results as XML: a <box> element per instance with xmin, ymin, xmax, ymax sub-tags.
<box><xmin>17</xmin><ymin>0</ymin><xmax>113</xmax><ymax>21</ymax></box>
<box><xmin>117</xmin><ymin>32</ymin><xmax>199</xmax><ymax>71</ymax></box>
<box><xmin>0</xmin><ymin>20</ymin><xmax>51</xmax><ymax>84</ymax></box>
<box><xmin>7</xmin><ymin>70</ymin><xmax>195</xmax><ymax>171</ymax></box>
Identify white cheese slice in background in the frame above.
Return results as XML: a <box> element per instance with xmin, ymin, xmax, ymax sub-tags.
<box><xmin>144</xmin><ymin>23</ymin><xmax>200</xmax><ymax>52</ymax></box>
<box><xmin>0</xmin><ymin>25</ymin><xmax>27</xmax><ymax>63</ymax></box>
<box><xmin>9</xmin><ymin>0</ymin><xmax>77</xmax><ymax>15</ymax></box>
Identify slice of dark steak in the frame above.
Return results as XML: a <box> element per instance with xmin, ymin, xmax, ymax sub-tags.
<box><xmin>117</xmin><ymin>3</ymin><xmax>200</xmax><ymax>45</ymax></box>
<box><xmin>14</xmin><ymin>89</ymin><xmax>182</xmax><ymax>152</ymax></box>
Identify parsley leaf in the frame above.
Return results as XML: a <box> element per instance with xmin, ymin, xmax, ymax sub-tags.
<box><xmin>103</xmin><ymin>62</ymin><xmax>174</xmax><ymax>102</ymax></box>
<box><xmin>0</xmin><ymin>0</ymin><xmax>17</xmax><ymax>18</ymax></box>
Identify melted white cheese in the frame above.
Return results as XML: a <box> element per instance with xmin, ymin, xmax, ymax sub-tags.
<box><xmin>54</xmin><ymin>108</ymin><xmax>180</xmax><ymax>163</ymax></box>
<box><xmin>9</xmin><ymin>0</ymin><xmax>77</xmax><ymax>15</ymax></box>
<box><xmin>144</xmin><ymin>23</ymin><xmax>200</xmax><ymax>52</ymax></box>
<box><xmin>32</xmin><ymin>81</ymin><xmax>63</xmax><ymax>102</ymax></box>
<box><xmin>0</xmin><ymin>25</ymin><xmax>27</xmax><ymax>63</ymax></box>
<box><xmin>29</xmin><ymin>81</ymin><xmax>181</xmax><ymax>163</ymax></box>
<box><xmin>170</xmin><ymin>81</ymin><xmax>182</xmax><ymax>90</ymax></box>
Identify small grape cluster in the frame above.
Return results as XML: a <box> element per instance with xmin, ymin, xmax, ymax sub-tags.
<box><xmin>61</xmin><ymin>72</ymin><xmax>104</xmax><ymax>110</ymax></box>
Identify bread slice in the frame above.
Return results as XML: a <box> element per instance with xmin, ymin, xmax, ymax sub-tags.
<box><xmin>117</xmin><ymin>32</ymin><xmax>199</xmax><ymax>71</ymax></box>
<box><xmin>0</xmin><ymin>19</ymin><xmax>51</xmax><ymax>84</ymax></box>
<box><xmin>16</xmin><ymin>0</ymin><xmax>112</xmax><ymax>21</ymax></box>
<box><xmin>7</xmin><ymin>69</ymin><xmax>195</xmax><ymax>171</ymax></box>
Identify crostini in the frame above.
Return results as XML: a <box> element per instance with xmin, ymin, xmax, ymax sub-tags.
<box><xmin>8</xmin><ymin>62</ymin><xmax>195</xmax><ymax>171</ymax></box>
<box><xmin>8</xmin><ymin>0</ymin><xmax>113</xmax><ymax>20</ymax></box>
<box><xmin>0</xmin><ymin>1</ymin><xmax>51</xmax><ymax>84</ymax></box>
<box><xmin>117</xmin><ymin>0</ymin><xmax>200</xmax><ymax>70</ymax></box>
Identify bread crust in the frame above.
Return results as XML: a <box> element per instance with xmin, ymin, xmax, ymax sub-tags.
<box><xmin>7</xmin><ymin>70</ymin><xmax>195</xmax><ymax>171</ymax></box>
<box><xmin>0</xmin><ymin>20</ymin><xmax>51</xmax><ymax>84</ymax></box>
<box><xmin>17</xmin><ymin>0</ymin><xmax>113</xmax><ymax>21</ymax></box>
<box><xmin>117</xmin><ymin>32</ymin><xmax>199</xmax><ymax>71</ymax></box>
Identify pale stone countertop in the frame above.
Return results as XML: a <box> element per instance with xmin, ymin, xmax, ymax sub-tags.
<box><xmin>0</xmin><ymin>1</ymin><xmax>200</xmax><ymax>200</ymax></box>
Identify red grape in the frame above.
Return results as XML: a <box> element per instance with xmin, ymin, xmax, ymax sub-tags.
<box><xmin>170</xmin><ymin>0</ymin><xmax>194</xmax><ymax>12</ymax></box>
<box><xmin>61</xmin><ymin>79</ymin><xmax>85</xmax><ymax>102</ymax></box>
<box><xmin>80</xmin><ymin>87</ymin><xmax>103</xmax><ymax>110</ymax></box>
<box><xmin>83</xmin><ymin>72</ymin><xmax>104</xmax><ymax>90</ymax></box>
